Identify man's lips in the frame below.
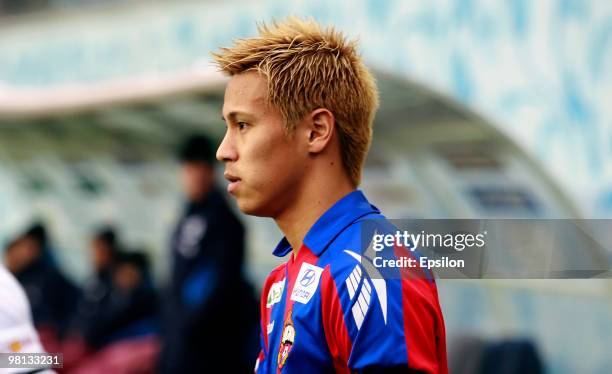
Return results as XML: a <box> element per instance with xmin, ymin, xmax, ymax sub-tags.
<box><xmin>224</xmin><ymin>172</ymin><xmax>241</xmax><ymax>194</ymax></box>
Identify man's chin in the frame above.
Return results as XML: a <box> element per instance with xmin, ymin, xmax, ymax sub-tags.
<box><xmin>236</xmin><ymin>198</ymin><xmax>273</xmax><ymax>217</ymax></box>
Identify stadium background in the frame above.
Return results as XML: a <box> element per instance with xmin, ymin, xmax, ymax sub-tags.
<box><xmin>0</xmin><ymin>0</ymin><xmax>611</xmax><ymax>372</ymax></box>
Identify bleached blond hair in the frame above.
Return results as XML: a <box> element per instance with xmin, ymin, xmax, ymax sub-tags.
<box><xmin>211</xmin><ymin>17</ymin><xmax>379</xmax><ymax>186</ymax></box>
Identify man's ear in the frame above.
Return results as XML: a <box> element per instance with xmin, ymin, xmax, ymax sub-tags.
<box><xmin>307</xmin><ymin>108</ymin><xmax>335</xmax><ymax>154</ymax></box>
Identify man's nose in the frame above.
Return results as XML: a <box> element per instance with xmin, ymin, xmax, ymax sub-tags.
<box><xmin>216</xmin><ymin>132</ymin><xmax>237</xmax><ymax>162</ymax></box>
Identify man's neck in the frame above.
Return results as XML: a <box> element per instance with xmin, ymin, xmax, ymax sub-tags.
<box><xmin>274</xmin><ymin>178</ymin><xmax>355</xmax><ymax>259</ymax></box>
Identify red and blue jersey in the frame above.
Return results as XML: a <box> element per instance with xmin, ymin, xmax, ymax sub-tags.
<box><xmin>255</xmin><ymin>190</ymin><xmax>448</xmax><ymax>373</ymax></box>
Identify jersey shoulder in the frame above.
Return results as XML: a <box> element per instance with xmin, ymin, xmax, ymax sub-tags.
<box><xmin>319</xmin><ymin>213</ymin><xmax>395</xmax><ymax>279</ymax></box>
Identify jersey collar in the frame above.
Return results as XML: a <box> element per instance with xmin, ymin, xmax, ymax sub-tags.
<box><xmin>272</xmin><ymin>190</ymin><xmax>380</xmax><ymax>257</ymax></box>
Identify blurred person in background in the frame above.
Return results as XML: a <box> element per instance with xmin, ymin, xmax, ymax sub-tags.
<box><xmin>79</xmin><ymin>250</ymin><xmax>159</xmax><ymax>348</ymax></box>
<box><xmin>71</xmin><ymin>227</ymin><xmax>121</xmax><ymax>330</ymax></box>
<box><xmin>3</xmin><ymin>222</ymin><xmax>80</xmax><ymax>345</ymax></box>
<box><xmin>69</xmin><ymin>227</ymin><xmax>122</xmax><ymax>337</ymax></box>
<box><xmin>88</xmin><ymin>227</ymin><xmax>120</xmax><ymax>300</ymax></box>
<box><xmin>71</xmin><ymin>228</ymin><xmax>159</xmax><ymax>348</ymax></box>
<box><xmin>159</xmin><ymin>135</ymin><xmax>258</xmax><ymax>374</ymax></box>
<box><xmin>69</xmin><ymin>250</ymin><xmax>160</xmax><ymax>374</ymax></box>
<box><xmin>62</xmin><ymin>227</ymin><xmax>124</xmax><ymax>371</ymax></box>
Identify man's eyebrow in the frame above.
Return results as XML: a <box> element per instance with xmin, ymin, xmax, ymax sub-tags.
<box><xmin>221</xmin><ymin>111</ymin><xmax>251</xmax><ymax>122</ymax></box>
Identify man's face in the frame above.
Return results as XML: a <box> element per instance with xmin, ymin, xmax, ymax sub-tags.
<box><xmin>91</xmin><ymin>238</ymin><xmax>112</xmax><ymax>272</ymax></box>
<box><xmin>3</xmin><ymin>237</ymin><xmax>40</xmax><ymax>274</ymax></box>
<box><xmin>217</xmin><ymin>71</ymin><xmax>307</xmax><ymax>217</ymax></box>
<box><xmin>113</xmin><ymin>263</ymin><xmax>142</xmax><ymax>291</ymax></box>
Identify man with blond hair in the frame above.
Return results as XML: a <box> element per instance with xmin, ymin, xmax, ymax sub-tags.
<box><xmin>213</xmin><ymin>17</ymin><xmax>448</xmax><ymax>373</ymax></box>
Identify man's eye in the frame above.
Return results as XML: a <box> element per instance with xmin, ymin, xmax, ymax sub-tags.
<box><xmin>238</xmin><ymin>122</ymin><xmax>249</xmax><ymax>130</ymax></box>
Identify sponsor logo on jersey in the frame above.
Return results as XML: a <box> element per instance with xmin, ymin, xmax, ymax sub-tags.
<box><xmin>290</xmin><ymin>263</ymin><xmax>323</xmax><ymax>304</ymax></box>
<box><xmin>266</xmin><ymin>278</ymin><xmax>285</xmax><ymax>308</ymax></box>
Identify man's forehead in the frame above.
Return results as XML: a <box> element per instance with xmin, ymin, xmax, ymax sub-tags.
<box><xmin>224</xmin><ymin>71</ymin><xmax>267</xmax><ymax>102</ymax></box>
<box><xmin>222</xmin><ymin>73</ymin><xmax>271</xmax><ymax>119</ymax></box>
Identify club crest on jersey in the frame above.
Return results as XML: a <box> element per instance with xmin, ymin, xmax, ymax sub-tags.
<box><xmin>290</xmin><ymin>263</ymin><xmax>323</xmax><ymax>304</ymax></box>
<box><xmin>277</xmin><ymin>309</ymin><xmax>295</xmax><ymax>369</ymax></box>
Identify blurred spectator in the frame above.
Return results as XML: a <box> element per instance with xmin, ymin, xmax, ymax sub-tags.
<box><xmin>91</xmin><ymin>227</ymin><xmax>120</xmax><ymax>279</ymax></box>
<box><xmin>63</xmin><ymin>228</ymin><xmax>160</xmax><ymax>373</ymax></box>
<box><xmin>71</xmin><ymin>227</ymin><xmax>121</xmax><ymax>341</ymax></box>
<box><xmin>159</xmin><ymin>135</ymin><xmax>259</xmax><ymax>373</ymax></box>
<box><xmin>79</xmin><ymin>250</ymin><xmax>159</xmax><ymax>349</ymax></box>
<box><xmin>67</xmin><ymin>250</ymin><xmax>160</xmax><ymax>374</ymax></box>
<box><xmin>3</xmin><ymin>222</ymin><xmax>80</xmax><ymax>341</ymax></box>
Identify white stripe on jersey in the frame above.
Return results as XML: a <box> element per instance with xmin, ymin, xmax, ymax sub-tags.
<box><xmin>344</xmin><ymin>250</ymin><xmax>388</xmax><ymax>326</ymax></box>
<box><xmin>345</xmin><ymin>264</ymin><xmax>372</xmax><ymax>330</ymax></box>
